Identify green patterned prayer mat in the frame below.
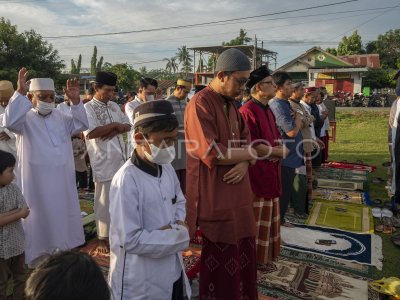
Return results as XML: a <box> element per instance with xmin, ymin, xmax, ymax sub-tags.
<box><xmin>314</xmin><ymin>167</ymin><xmax>369</xmax><ymax>182</ymax></box>
<box><xmin>306</xmin><ymin>200</ymin><xmax>374</xmax><ymax>233</ymax></box>
<box><xmin>257</xmin><ymin>257</ymin><xmax>379</xmax><ymax>300</ymax></box>
<box><xmin>312</xmin><ymin>188</ymin><xmax>364</xmax><ymax>204</ymax></box>
<box><xmin>279</xmin><ymin>248</ymin><xmax>372</xmax><ymax>277</ymax></box>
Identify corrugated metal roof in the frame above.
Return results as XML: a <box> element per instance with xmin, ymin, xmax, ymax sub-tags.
<box><xmin>338</xmin><ymin>54</ymin><xmax>380</xmax><ymax>68</ymax></box>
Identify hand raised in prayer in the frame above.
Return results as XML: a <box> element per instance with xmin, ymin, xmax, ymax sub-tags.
<box><xmin>0</xmin><ymin>132</ymin><xmax>11</xmax><ymax>141</ymax></box>
<box><xmin>223</xmin><ymin>161</ymin><xmax>249</xmax><ymax>184</ymax></box>
<box><xmin>17</xmin><ymin>68</ymin><xmax>29</xmax><ymax>96</ymax></box>
<box><xmin>65</xmin><ymin>78</ymin><xmax>81</xmax><ymax>105</ymax></box>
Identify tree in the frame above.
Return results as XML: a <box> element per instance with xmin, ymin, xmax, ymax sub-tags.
<box><xmin>207</xmin><ymin>54</ymin><xmax>217</xmax><ymax>72</ymax></box>
<box><xmin>102</xmin><ymin>62</ymin><xmax>141</xmax><ymax>91</ymax></box>
<box><xmin>76</xmin><ymin>54</ymin><xmax>82</xmax><ymax>74</ymax></box>
<box><xmin>0</xmin><ymin>18</ymin><xmax>64</xmax><ymax>84</ymax></box>
<box><xmin>337</xmin><ymin>30</ymin><xmax>365</xmax><ymax>55</ymax></box>
<box><xmin>70</xmin><ymin>54</ymin><xmax>82</xmax><ymax>75</ymax></box>
<box><xmin>90</xmin><ymin>46</ymin><xmax>97</xmax><ymax>75</ymax></box>
<box><xmin>222</xmin><ymin>28</ymin><xmax>252</xmax><ymax>46</ymax></box>
<box><xmin>96</xmin><ymin>56</ymin><xmax>104</xmax><ymax>72</ymax></box>
<box><xmin>197</xmin><ymin>58</ymin><xmax>205</xmax><ymax>72</ymax></box>
<box><xmin>325</xmin><ymin>47</ymin><xmax>337</xmax><ymax>56</ymax></box>
<box><xmin>163</xmin><ymin>57</ymin><xmax>178</xmax><ymax>74</ymax></box>
<box><xmin>139</xmin><ymin>66</ymin><xmax>147</xmax><ymax>76</ymax></box>
<box><xmin>365</xmin><ymin>41</ymin><xmax>377</xmax><ymax>54</ymax></box>
<box><xmin>176</xmin><ymin>46</ymin><xmax>192</xmax><ymax>77</ymax></box>
<box><xmin>71</xmin><ymin>59</ymin><xmax>77</xmax><ymax>74</ymax></box>
<box><xmin>373</xmin><ymin>29</ymin><xmax>400</xmax><ymax>69</ymax></box>
<box><xmin>363</xmin><ymin>68</ymin><xmax>396</xmax><ymax>89</ymax></box>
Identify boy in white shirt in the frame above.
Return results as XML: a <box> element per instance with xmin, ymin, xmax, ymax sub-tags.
<box><xmin>109</xmin><ymin>100</ymin><xmax>191</xmax><ymax>300</ymax></box>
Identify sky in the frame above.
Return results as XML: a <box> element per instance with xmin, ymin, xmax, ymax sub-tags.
<box><xmin>0</xmin><ymin>0</ymin><xmax>399</xmax><ymax>72</ymax></box>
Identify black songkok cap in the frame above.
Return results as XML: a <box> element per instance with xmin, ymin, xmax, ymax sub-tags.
<box><xmin>96</xmin><ymin>71</ymin><xmax>117</xmax><ymax>86</ymax></box>
<box><xmin>245</xmin><ymin>65</ymin><xmax>272</xmax><ymax>90</ymax></box>
<box><xmin>133</xmin><ymin>100</ymin><xmax>177</xmax><ymax>129</ymax></box>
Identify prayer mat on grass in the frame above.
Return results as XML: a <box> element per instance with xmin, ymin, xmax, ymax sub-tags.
<box><xmin>80</xmin><ymin>199</ymin><xmax>94</xmax><ymax>215</ymax></box>
<box><xmin>279</xmin><ymin>248</ymin><xmax>372</xmax><ymax>277</ymax></box>
<box><xmin>316</xmin><ymin>178</ymin><xmax>366</xmax><ymax>191</ymax></box>
<box><xmin>306</xmin><ymin>200</ymin><xmax>374</xmax><ymax>233</ymax></box>
<box><xmin>281</xmin><ymin>224</ymin><xmax>383</xmax><ymax>270</ymax></box>
<box><xmin>257</xmin><ymin>257</ymin><xmax>379</xmax><ymax>300</ymax></box>
<box><xmin>79</xmin><ymin>239</ymin><xmax>202</xmax><ymax>279</ymax></box>
<box><xmin>323</xmin><ymin>161</ymin><xmax>376</xmax><ymax>173</ymax></box>
<box><xmin>312</xmin><ymin>188</ymin><xmax>364</xmax><ymax>204</ymax></box>
<box><xmin>314</xmin><ymin>167</ymin><xmax>369</xmax><ymax>181</ymax></box>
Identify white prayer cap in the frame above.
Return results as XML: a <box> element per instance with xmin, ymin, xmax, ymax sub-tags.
<box><xmin>29</xmin><ymin>78</ymin><xmax>55</xmax><ymax>92</ymax></box>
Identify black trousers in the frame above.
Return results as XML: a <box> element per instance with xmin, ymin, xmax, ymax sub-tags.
<box><xmin>280</xmin><ymin>166</ymin><xmax>296</xmax><ymax>223</ymax></box>
<box><xmin>75</xmin><ymin>171</ymin><xmax>88</xmax><ymax>189</ymax></box>
<box><xmin>171</xmin><ymin>272</ymin><xmax>184</xmax><ymax>300</ymax></box>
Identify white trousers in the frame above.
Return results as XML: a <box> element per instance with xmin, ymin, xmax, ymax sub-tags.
<box><xmin>94</xmin><ymin>180</ymin><xmax>111</xmax><ymax>239</ymax></box>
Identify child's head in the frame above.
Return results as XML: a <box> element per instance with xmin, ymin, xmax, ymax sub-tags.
<box><xmin>133</xmin><ymin>100</ymin><xmax>179</xmax><ymax>164</ymax></box>
<box><xmin>0</xmin><ymin>150</ymin><xmax>15</xmax><ymax>186</ymax></box>
<box><xmin>25</xmin><ymin>251</ymin><xmax>110</xmax><ymax>300</ymax></box>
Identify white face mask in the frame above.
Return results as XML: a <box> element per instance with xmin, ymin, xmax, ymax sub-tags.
<box><xmin>143</xmin><ymin>135</ymin><xmax>175</xmax><ymax>165</ymax></box>
<box><xmin>146</xmin><ymin>95</ymin><xmax>155</xmax><ymax>102</ymax></box>
<box><xmin>36</xmin><ymin>100</ymin><xmax>55</xmax><ymax>115</ymax></box>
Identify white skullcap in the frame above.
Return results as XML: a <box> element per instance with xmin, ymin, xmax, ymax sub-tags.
<box><xmin>29</xmin><ymin>78</ymin><xmax>55</xmax><ymax>92</ymax></box>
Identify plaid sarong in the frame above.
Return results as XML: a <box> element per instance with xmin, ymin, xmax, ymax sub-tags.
<box><xmin>253</xmin><ymin>195</ymin><xmax>281</xmax><ymax>264</ymax></box>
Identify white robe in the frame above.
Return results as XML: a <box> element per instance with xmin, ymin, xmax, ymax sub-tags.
<box><xmin>56</xmin><ymin>101</ymin><xmax>72</xmax><ymax>116</ymax></box>
<box><xmin>4</xmin><ymin>91</ymin><xmax>88</xmax><ymax>264</ymax></box>
<box><xmin>301</xmin><ymin>100</ymin><xmax>317</xmax><ymax>140</ymax></box>
<box><xmin>109</xmin><ymin>160</ymin><xmax>191</xmax><ymax>300</ymax></box>
<box><xmin>0</xmin><ymin>105</ymin><xmax>17</xmax><ymax>158</ymax></box>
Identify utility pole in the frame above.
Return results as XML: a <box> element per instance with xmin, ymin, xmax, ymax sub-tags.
<box><xmin>252</xmin><ymin>35</ymin><xmax>258</xmax><ymax>70</ymax></box>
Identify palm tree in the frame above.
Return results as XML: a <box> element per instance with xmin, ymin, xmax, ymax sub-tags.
<box><xmin>163</xmin><ymin>57</ymin><xmax>178</xmax><ymax>74</ymax></box>
<box><xmin>176</xmin><ymin>45</ymin><xmax>193</xmax><ymax>77</ymax></box>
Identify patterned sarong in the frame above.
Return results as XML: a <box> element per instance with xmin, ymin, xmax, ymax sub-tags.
<box><xmin>253</xmin><ymin>195</ymin><xmax>281</xmax><ymax>264</ymax></box>
<box><xmin>200</xmin><ymin>236</ymin><xmax>258</xmax><ymax>300</ymax></box>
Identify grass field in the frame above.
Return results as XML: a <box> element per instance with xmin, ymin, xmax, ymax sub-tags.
<box><xmin>329</xmin><ymin>109</ymin><xmax>400</xmax><ymax>279</ymax></box>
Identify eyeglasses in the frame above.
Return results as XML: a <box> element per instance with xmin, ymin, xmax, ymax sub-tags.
<box><xmin>259</xmin><ymin>80</ymin><xmax>275</xmax><ymax>86</ymax></box>
<box><xmin>230</xmin><ymin>75</ymin><xmax>249</xmax><ymax>87</ymax></box>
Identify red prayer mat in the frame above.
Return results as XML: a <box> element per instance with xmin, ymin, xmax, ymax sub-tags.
<box><xmin>322</xmin><ymin>161</ymin><xmax>376</xmax><ymax>172</ymax></box>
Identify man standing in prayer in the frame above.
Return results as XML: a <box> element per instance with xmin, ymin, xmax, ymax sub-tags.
<box><xmin>289</xmin><ymin>83</ymin><xmax>315</xmax><ymax>215</ymax></box>
<box><xmin>239</xmin><ymin>65</ymin><xmax>287</xmax><ymax>264</ymax></box>
<box><xmin>84</xmin><ymin>71</ymin><xmax>131</xmax><ymax>254</ymax></box>
<box><xmin>269</xmin><ymin>72</ymin><xmax>303</xmax><ymax>227</ymax></box>
<box><xmin>4</xmin><ymin>68</ymin><xmax>87</xmax><ymax>266</ymax></box>
<box><xmin>167</xmin><ymin>79</ymin><xmax>192</xmax><ymax>193</ymax></box>
<box><xmin>125</xmin><ymin>77</ymin><xmax>158</xmax><ymax>157</ymax></box>
<box><xmin>185</xmin><ymin>48</ymin><xmax>258</xmax><ymax>299</ymax></box>
<box><xmin>0</xmin><ymin>81</ymin><xmax>17</xmax><ymax>159</ymax></box>
<box><xmin>57</xmin><ymin>94</ymin><xmax>73</xmax><ymax>116</ymax></box>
